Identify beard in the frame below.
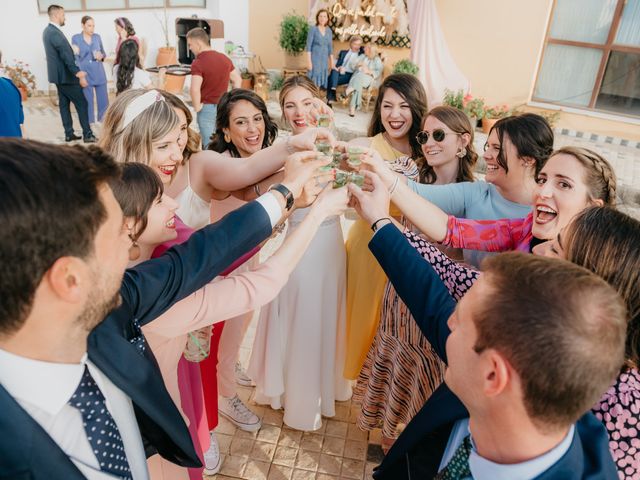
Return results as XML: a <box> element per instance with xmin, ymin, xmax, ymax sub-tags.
<box><xmin>76</xmin><ymin>269</ymin><xmax>123</xmax><ymax>332</ymax></box>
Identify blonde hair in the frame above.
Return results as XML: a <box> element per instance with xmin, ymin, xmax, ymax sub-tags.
<box><xmin>99</xmin><ymin>89</ymin><xmax>179</xmax><ymax>166</ymax></box>
<box><xmin>552</xmin><ymin>146</ymin><xmax>617</xmax><ymax>206</ymax></box>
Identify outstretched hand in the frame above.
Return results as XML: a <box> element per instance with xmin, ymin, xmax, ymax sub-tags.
<box><xmin>282</xmin><ymin>151</ymin><xmax>332</xmax><ymax>200</ymax></box>
<box><xmin>347</xmin><ymin>170</ymin><xmax>390</xmax><ymax>225</ymax></box>
<box><xmin>288</xmin><ymin>128</ymin><xmax>336</xmax><ymax>152</ymax></box>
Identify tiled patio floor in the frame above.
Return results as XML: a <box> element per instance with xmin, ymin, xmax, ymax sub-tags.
<box><xmin>205</xmin><ymin>314</ymin><xmax>385</xmax><ymax>480</ymax></box>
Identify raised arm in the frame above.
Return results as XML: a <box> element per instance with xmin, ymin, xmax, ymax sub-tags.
<box><xmin>442</xmin><ymin>214</ymin><xmax>532</xmax><ymax>253</ymax></box>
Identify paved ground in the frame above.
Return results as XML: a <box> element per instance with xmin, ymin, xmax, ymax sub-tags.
<box><xmin>20</xmin><ymin>94</ymin><xmax>640</xmax><ymax>479</ymax></box>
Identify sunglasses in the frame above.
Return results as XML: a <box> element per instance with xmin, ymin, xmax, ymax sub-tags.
<box><xmin>416</xmin><ymin>129</ymin><xmax>460</xmax><ymax>145</ymax></box>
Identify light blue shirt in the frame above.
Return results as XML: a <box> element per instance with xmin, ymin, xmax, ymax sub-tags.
<box><xmin>439</xmin><ymin>418</ymin><xmax>575</xmax><ymax>480</ymax></box>
<box><xmin>342</xmin><ymin>50</ymin><xmax>358</xmax><ymax>73</ymax></box>
<box><xmin>408</xmin><ymin>180</ymin><xmax>531</xmax><ymax>267</ymax></box>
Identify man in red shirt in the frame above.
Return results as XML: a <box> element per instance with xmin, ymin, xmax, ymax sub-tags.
<box><xmin>187</xmin><ymin>28</ymin><xmax>241</xmax><ymax>148</ymax></box>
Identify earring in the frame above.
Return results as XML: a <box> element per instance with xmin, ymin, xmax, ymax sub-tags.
<box><xmin>224</xmin><ymin>133</ymin><xmax>230</xmax><ymax>143</ymax></box>
<box><xmin>128</xmin><ymin>234</ymin><xmax>140</xmax><ymax>261</ymax></box>
<box><xmin>456</xmin><ymin>147</ymin><xmax>467</xmax><ymax>158</ymax></box>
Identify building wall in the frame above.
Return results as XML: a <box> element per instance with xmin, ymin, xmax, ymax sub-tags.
<box><xmin>0</xmin><ymin>0</ymin><xmax>249</xmax><ymax>90</ymax></box>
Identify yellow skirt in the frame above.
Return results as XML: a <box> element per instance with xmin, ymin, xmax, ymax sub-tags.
<box><xmin>343</xmin><ymin>218</ymin><xmax>389</xmax><ymax>379</ymax></box>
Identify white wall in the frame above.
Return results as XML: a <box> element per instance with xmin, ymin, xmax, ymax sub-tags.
<box><xmin>0</xmin><ymin>0</ymin><xmax>249</xmax><ymax>90</ymax></box>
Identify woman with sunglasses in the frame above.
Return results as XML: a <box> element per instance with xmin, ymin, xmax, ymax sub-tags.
<box><xmin>361</xmin><ymin>113</ymin><xmax>554</xmax><ymax>268</ymax></box>
<box><xmin>343</xmin><ymin>74</ymin><xmax>427</xmax><ymax>387</ymax></box>
<box><xmin>353</xmin><ymin>106</ymin><xmax>478</xmax><ymax>450</ymax></box>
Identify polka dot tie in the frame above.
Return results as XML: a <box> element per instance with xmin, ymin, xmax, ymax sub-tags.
<box><xmin>69</xmin><ymin>365</ymin><xmax>133</xmax><ymax>480</ymax></box>
<box><xmin>434</xmin><ymin>434</ymin><xmax>472</xmax><ymax>480</ymax></box>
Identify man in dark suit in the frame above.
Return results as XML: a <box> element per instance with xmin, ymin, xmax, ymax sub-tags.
<box><xmin>42</xmin><ymin>4</ymin><xmax>96</xmax><ymax>143</ymax></box>
<box><xmin>326</xmin><ymin>35</ymin><xmax>363</xmax><ymax>106</ymax></box>
<box><xmin>348</xmin><ymin>172</ymin><xmax>625</xmax><ymax>479</ymax></box>
<box><xmin>0</xmin><ymin>137</ymin><xmax>332</xmax><ymax>479</ymax></box>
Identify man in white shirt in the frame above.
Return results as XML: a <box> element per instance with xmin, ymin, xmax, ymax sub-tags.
<box><xmin>0</xmin><ymin>134</ymin><xmax>333</xmax><ymax>479</ymax></box>
<box><xmin>327</xmin><ymin>35</ymin><xmax>363</xmax><ymax>106</ymax></box>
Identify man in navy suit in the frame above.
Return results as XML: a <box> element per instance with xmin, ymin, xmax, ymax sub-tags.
<box><xmin>42</xmin><ymin>4</ymin><xmax>96</xmax><ymax>143</ymax></box>
<box><xmin>348</xmin><ymin>172</ymin><xmax>625</xmax><ymax>479</ymax></box>
<box><xmin>326</xmin><ymin>35</ymin><xmax>363</xmax><ymax>106</ymax></box>
<box><xmin>0</xmin><ymin>137</ymin><xmax>331</xmax><ymax>479</ymax></box>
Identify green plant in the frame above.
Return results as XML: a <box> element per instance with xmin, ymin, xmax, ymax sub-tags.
<box><xmin>278</xmin><ymin>12</ymin><xmax>309</xmax><ymax>55</ymax></box>
<box><xmin>392</xmin><ymin>59</ymin><xmax>419</xmax><ymax>76</ymax></box>
<box><xmin>270</xmin><ymin>73</ymin><xmax>284</xmax><ymax>91</ymax></box>
<box><xmin>442</xmin><ymin>89</ymin><xmax>465</xmax><ymax>110</ymax></box>
<box><xmin>240</xmin><ymin>70</ymin><xmax>253</xmax><ymax>80</ymax></box>
<box><xmin>2</xmin><ymin>60</ymin><xmax>36</xmax><ymax>96</ymax></box>
<box><xmin>462</xmin><ymin>94</ymin><xmax>485</xmax><ymax>119</ymax></box>
<box><xmin>484</xmin><ymin>104</ymin><xmax>511</xmax><ymax>119</ymax></box>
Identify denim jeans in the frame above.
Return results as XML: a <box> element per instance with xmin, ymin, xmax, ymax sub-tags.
<box><xmin>197</xmin><ymin>103</ymin><xmax>217</xmax><ymax>149</ymax></box>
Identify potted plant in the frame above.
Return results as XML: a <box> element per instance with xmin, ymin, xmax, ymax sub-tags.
<box><xmin>482</xmin><ymin>104</ymin><xmax>511</xmax><ymax>133</ymax></box>
<box><xmin>278</xmin><ymin>12</ymin><xmax>309</xmax><ymax>70</ymax></box>
<box><xmin>462</xmin><ymin>94</ymin><xmax>484</xmax><ymax>129</ymax></box>
<box><xmin>2</xmin><ymin>60</ymin><xmax>37</xmax><ymax>101</ymax></box>
<box><xmin>442</xmin><ymin>88</ymin><xmax>465</xmax><ymax>110</ymax></box>
<box><xmin>241</xmin><ymin>70</ymin><xmax>254</xmax><ymax>90</ymax></box>
<box><xmin>392</xmin><ymin>59</ymin><xmax>419</xmax><ymax>76</ymax></box>
<box><xmin>156</xmin><ymin>4</ymin><xmax>176</xmax><ymax>66</ymax></box>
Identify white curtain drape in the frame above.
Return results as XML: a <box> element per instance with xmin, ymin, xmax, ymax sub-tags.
<box><xmin>407</xmin><ymin>0</ymin><xmax>469</xmax><ymax>107</ymax></box>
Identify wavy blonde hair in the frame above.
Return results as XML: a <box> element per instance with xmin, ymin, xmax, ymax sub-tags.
<box><xmin>99</xmin><ymin>89</ymin><xmax>179</xmax><ymax>166</ymax></box>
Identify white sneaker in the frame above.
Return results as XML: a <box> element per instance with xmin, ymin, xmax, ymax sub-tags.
<box><xmin>218</xmin><ymin>394</ymin><xmax>262</xmax><ymax>432</ymax></box>
<box><xmin>203</xmin><ymin>432</ymin><xmax>222</xmax><ymax>475</ymax></box>
<box><xmin>235</xmin><ymin>361</ymin><xmax>253</xmax><ymax>387</ymax></box>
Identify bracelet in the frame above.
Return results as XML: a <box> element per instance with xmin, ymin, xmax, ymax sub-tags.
<box><xmin>388</xmin><ymin>176</ymin><xmax>400</xmax><ymax>197</ymax></box>
<box><xmin>285</xmin><ymin>135</ymin><xmax>296</xmax><ymax>155</ymax></box>
<box><xmin>254</xmin><ymin>183</ymin><xmax>261</xmax><ymax>196</ymax></box>
<box><xmin>371</xmin><ymin>217</ymin><xmax>392</xmax><ymax>233</ymax></box>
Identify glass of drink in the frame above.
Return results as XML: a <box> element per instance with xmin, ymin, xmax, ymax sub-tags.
<box><xmin>347</xmin><ymin>146</ymin><xmax>364</xmax><ymax>167</ymax></box>
<box><xmin>317</xmin><ymin>113</ymin><xmax>331</xmax><ymax>128</ymax></box>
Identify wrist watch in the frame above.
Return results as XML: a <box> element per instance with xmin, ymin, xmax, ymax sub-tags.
<box><xmin>268</xmin><ymin>183</ymin><xmax>294</xmax><ymax>212</ymax></box>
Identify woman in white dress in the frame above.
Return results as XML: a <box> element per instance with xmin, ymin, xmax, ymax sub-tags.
<box><xmin>249</xmin><ymin>75</ymin><xmax>352</xmax><ymax>431</ymax></box>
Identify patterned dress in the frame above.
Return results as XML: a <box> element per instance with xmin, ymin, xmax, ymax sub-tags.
<box><xmin>396</xmin><ymin>230</ymin><xmax>640</xmax><ymax>480</ymax></box>
<box><xmin>305</xmin><ymin>25</ymin><xmax>333</xmax><ymax>88</ymax></box>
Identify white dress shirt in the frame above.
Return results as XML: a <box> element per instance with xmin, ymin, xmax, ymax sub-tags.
<box><xmin>439</xmin><ymin>418</ymin><xmax>575</xmax><ymax>480</ymax></box>
<box><xmin>0</xmin><ymin>348</ymin><xmax>149</xmax><ymax>480</ymax></box>
<box><xmin>342</xmin><ymin>50</ymin><xmax>358</xmax><ymax>73</ymax></box>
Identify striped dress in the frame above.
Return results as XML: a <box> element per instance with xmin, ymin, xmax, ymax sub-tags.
<box><xmin>353</xmin><ymin>228</ymin><xmax>479</xmax><ymax>439</ymax></box>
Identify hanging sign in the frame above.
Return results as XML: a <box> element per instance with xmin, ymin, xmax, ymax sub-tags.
<box><xmin>330</xmin><ymin>2</ymin><xmax>398</xmax><ymax>38</ymax></box>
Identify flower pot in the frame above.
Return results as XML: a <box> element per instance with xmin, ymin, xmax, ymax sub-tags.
<box><xmin>482</xmin><ymin>117</ymin><xmax>499</xmax><ymax>134</ymax></box>
<box><xmin>156</xmin><ymin>46</ymin><xmax>177</xmax><ymax>67</ymax></box>
<box><xmin>284</xmin><ymin>52</ymin><xmax>307</xmax><ymax>70</ymax></box>
<box><xmin>164</xmin><ymin>73</ymin><xmax>186</xmax><ymax>94</ymax></box>
<box><xmin>241</xmin><ymin>76</ymin><xmax>253</xmax><ymax>90</ymax></box>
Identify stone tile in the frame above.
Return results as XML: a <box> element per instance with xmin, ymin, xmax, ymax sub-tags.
<box><xmin>219</xmin><ymin>453</ymin><xmax>247</xmax><ymax>477</ymax></box>
<box><xmin>365</xmin><ymin>461</ymin><xmax>377</xmax><ymax>479</ymax></box>
<box><xmin>237</xmin><ymin>385</ymin><xmax>253</xmax><ymax>402</ymax></box>
<box><xmin>343</xmin><ymin>440</ymin><xmax>367</xmax><ymax>460</ymax></box>
<box><xmin>217</xmin><ymin>432</ymin><xmax>233</xmax><ymax>454</ymax></box>
<box><xmin>263</xmin><ymin>408</ymin><xmax>285</xmax><ymax>426</ymax></box>
<box><xmin>230</xmin><ymin>437</ymin><xmax>254</xmax><ymax>457</ymax></box>
<box><xmin>315</xmin><ymin>475</ymin><xmax>338</xmax><ymax>480</ymax></box>
<box><xmin>236</xmin><ymin>428</ymin><xmax>260</xmax><ymax>440</ymax></box>
<box><xmin>322</xmin><ymin>436</ymin><xmax>345</xmax><ymax>456</ymax></box>
<box><xmin>216</xmin><ymin>416</ymin><xmax>238</xmax><ymax>435</ymax></box>
<box><xmin>292</xmin><ymin>469</ymin><xmax>317</xmax><ymax>480</ymax></box>
<box><xmin>318</xmin><ymin>453</ymin><xmax>342</xmax><ymax>475</ymax></box>
<box><xmin>347</xmin><ymin>424</ymin><xmax>369</xmax><ymax>442</ymax></box>
<box><xmin>300</xmin><ymin>432</ymin><xmax>324</xmax><ymax>452</ymax></box>
<box><xmin>334</xmin><ymin>403</ymin><xmax>350</xmax><ymax>422</ymax></box>
<box><xmin>252</xmin><ymin>441</ymin><xmax>278</xmax><ymax>462</ymax></box>
<box><xmin>325</xmin><ymin>420</ymin><xmax>348</xmax><ymax>438</ymax></box>
<box><xmin>279</xmin><ymin>427</ymin><xmax>304</xmax><ymax>447</ymax></box>
<box><xmin>268</xmin><ymin>464</ymin><xmax>294</xmax><ymax>480</ymax></box>
<box><xmin>341</xmin><ymin>458</ymin><xmax>365</xmax><ymax>479</ymax></box>
<box><xmin>348</xmin><ymin>405</ymin><xmax>361</xmax><ymax>423</ymax></box>
<box><xmin>243</xmin><ymin>459</ymin><xmax>271</xmax><ymax>480</ymax></box>
<box><xmin>273</xmin><ymin>445</ymin><xmax>299</xmax><ymax>467</ymax></box>
<box><xmin>295</xmin><ymin>448</ymin><xmax>321</xmax><ymax>471</ymax></box>
<box><xmin>258</xmin><ymin>424</ymin><xmax>282</xmax><ymax>444</ymax></box>
<box><xmin>366</xmin><ymin>444</ymin><xmax>385</xmax><ymax>464</ymax></box>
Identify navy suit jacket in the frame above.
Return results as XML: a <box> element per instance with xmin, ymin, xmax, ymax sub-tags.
<box><xmin>0</xmin><ymin>200</ymin><xmax>272</xmax><ymax>480</ymax></box>
<box><xmin>335</xmin><ymin>47</ymin><xmax>364</xmax><ymax>69</ymax></box>
<box><xmin>43</xmin><ymin>24</ymin><xmax>80</xmax><ymax>85</ymax></box>
<box><xmin>368</xmin><ymin>224</ymin><xmax>619</xmax><ymax>480</ymax></box>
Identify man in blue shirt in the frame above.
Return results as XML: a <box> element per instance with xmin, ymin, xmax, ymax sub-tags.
<box><xmin>0</xmin><ymin>51</ymin><xmax>24</xmax><ymax>137</ymax></box>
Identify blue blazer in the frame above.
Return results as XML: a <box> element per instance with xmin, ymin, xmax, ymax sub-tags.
<box><xmin>335</xmin><ymin>47</ymin><xmax>364</xmax><ymax>69</ymax></box>
<box><xmin>43</xmin><ymin>24</ymin><xmax>80</xmax><ymax>85</ymax></box>
<box><xmin>368</xmin><ymin>224</ymin><xmax>619</xmax><ymax>480</ymax></box>
<box><xmin>0</xmin><ymin>200</ymin><xmax>272</xmax><ymax>480</ymax></box>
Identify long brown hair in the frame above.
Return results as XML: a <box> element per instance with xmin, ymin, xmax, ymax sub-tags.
<box><xmin>279</xmin><ymin>75</ymin><xmax>320</xmax><ymax>112</ymax></box>
<box><xmin>422</xmin><ymin>106</ymin><xmax>477</xmax><ymax>184</ymax></box>
<box><xmin>159</xmin><ymin>91</ymin><xmax>201</xmax><ymax>163</ymax></box>
<box><xmin>564</xmin><ymin>206</ymin><xmax>640</xmax><ymax>370</ymax></box>
<box><xmin>367</xmin><ymin>73</ymin><xmax>428</xmax><ymax>163</ymax></box>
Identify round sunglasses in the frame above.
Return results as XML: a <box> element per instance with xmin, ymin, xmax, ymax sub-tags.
<box><xmin>415</xmin><ymin>129</ymin><xmax>460</xmax><ymax>145</ymax></box>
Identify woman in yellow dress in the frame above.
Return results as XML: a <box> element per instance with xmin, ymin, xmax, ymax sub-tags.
<box><xmin>344</xmin><ymin>74</ymin><xmax>428</xmax><ymax>379</ymax></box>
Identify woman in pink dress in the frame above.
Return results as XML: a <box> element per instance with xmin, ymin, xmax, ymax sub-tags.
<box><xmin>110</xmin><ymin>163</ymin><xmax>347</xmax><ymax>480</ymax></box>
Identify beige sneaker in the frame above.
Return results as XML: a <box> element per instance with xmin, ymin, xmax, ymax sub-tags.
<box><xmin>218</xmin><ymin>394</ymin><xmax>262</xmax><ymax>432</ymax></box>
